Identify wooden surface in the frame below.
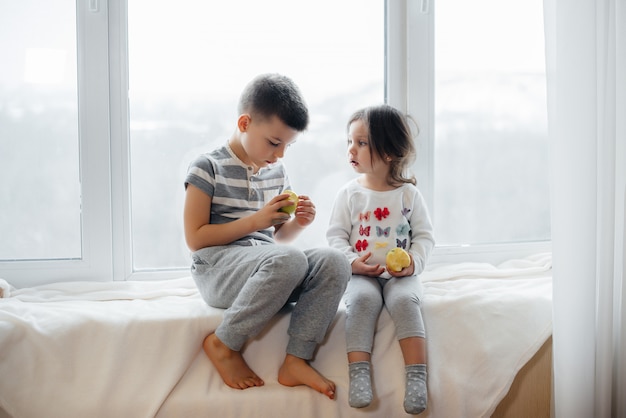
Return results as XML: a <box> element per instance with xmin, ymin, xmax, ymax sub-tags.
<box><xmin>492</xmin><ymin>336</ymin><xmax>552</xmax><ymax>418</ymax></box>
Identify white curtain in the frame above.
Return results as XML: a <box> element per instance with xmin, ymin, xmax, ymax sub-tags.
<box><xmin>544</xmin><ymin>0</ymin><xmax>626</xmax><ymax>417</ymax></box>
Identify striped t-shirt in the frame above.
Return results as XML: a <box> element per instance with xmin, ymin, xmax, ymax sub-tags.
<box><xmin>185</xmin><ymin>143</ymin><xmax>291</xmax><ymax>245</ymax></box>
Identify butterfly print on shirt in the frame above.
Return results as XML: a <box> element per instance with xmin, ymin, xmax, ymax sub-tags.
<box><xmin>374</xmin><ymin>207</ymin><xmax>390</xmax><ymax>221</ymax></box>
<box><xmin>396</xmin><ymin>238</ymin><xmax>407</xmax><ymax>249</ymax></box>
<box><xmin>396</xmin><ymin>223</ymin><xmax>410</xmax><ymax>236</ymax></box>
<box><xmin>376</xmin><ymin>226</ymin><xmax>390</xmax><ymax>237</ymax></box>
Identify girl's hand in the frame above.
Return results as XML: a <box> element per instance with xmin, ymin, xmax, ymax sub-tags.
<box><xmin>292</xmin><ymin>194</ymin><xmax>316</xmax><ymax>227</ymax></box>
<box><xmin>351</xmin><ymin>252</ymin><xmax>386</xmax><ymax>277</ymax></box>
<box><xmin>387</xmin><ymin>255</ymin><xmax>415</xmax><ymax>278</ymax></box>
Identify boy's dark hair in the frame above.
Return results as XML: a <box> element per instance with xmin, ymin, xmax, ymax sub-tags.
<box><xmin>238</xmin><ymin>73</ymin><xmax>309</xmax><ymax>131</ymax></box>
<box><xmin>348</xmin><ymin>104</ymin><xmax>418</xmax><ymax>186</ymax></box>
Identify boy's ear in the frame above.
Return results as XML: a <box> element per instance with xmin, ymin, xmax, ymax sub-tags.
<box><xmin>237</xmin><ymin>114</ymin><xmax>251</xmax><ymax>132</ymax></box>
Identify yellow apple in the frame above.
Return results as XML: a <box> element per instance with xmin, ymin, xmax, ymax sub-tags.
<box><xmin>386</xmin><ymin>248</ymin><xmax>411</xmax><ymax>272</ymax></box>
<box><xmin>279</xmin><ymin>190</ymin><xmax>299</xmax><ymax>215</ymax></box>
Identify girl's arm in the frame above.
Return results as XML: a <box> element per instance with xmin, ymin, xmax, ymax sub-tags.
<box><xmin>327</xmin><ymin>211</ymin><xmax>381</xmax><ymax>276</ymax></box>
<box><xmin>326</xmin><ymin>189</ymin><xmax>358</xmax><ymax>263</ymax></box>
<box><xmin>326</xmin><ymin>187</ymin><xmax>384</xmax><ymax>276</ymax></box>
<box><xmin>407</xmin><ymin>190</ymin><xmax>436</xmax><ymax>275</ymax></box>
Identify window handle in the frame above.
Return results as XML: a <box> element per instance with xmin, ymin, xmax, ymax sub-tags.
<box><xmin>421</xmin><ymin>0</ymin><xmax>429</xmax><ymax>14</ymax></box>
<box><xmin>89</xmin><ymin>0</ymin><xmax>99</xmax><ymax>12</ymax></box>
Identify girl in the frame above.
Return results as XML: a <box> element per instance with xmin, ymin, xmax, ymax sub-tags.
<box><xmin>326</xmin><ymin>104</ymin><xmax>435</xmax><ymax>414</ymax></box>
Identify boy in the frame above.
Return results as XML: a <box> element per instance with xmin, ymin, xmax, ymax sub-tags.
<box><xmin>184</xmin><ymin>73</ymin><xmax>350</xmax><ymax>399</ymax></box>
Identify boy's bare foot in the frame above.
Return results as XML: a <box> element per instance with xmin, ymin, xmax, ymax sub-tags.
<box><xmin>278</xmin><ymin>354</ymin><xmax>336</xmax><ymax>400</ymax></box>
<box><xmin>203</xmin><ymin>333</ymin><xmax>264</xmax><ymax>389</ymax></box>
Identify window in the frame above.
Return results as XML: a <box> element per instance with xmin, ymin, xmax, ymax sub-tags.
<box><xmin>0</xmin><ymin>1</ymin><xmax>81</xmax><ymax>261</ymax></box>
<box><xmin>0</xmin><ymin>0</ymin><xmax>112</xmax><ymax>286</ymax></box>
<box><xmin>127</xmin><ymin>0</ymin><xmax>384</xmax><ymax>271</ymax></box>
<box><xmin>407</xmin><ymin>0</ymin><xmax>550</xmax><ymax>261</ymax></box>
<box><xmin>0</xmin><ymin>0</ymin><xmax>550</xmax><ymax>286</ymax></box>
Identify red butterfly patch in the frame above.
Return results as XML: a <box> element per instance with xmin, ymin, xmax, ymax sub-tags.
<box><xmin>359</xmin><ymin>225</ymin><xmax>371</xmax><ymax>236</ymax></box>
<box><xmin>374</xmin><ymin>207</ymin><xmax>390</xmax><ymax>221</ymax></box>
<box><xmin>355</xmin><ymin>239</ymin><xmax>368</xmax><ymax>252</ymax></box>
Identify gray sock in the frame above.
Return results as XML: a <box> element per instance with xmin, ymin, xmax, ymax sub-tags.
<box><xmin>404</xmin><ymin>364</ymin><xmax>427</xmax><ymax>414</ymax></box>
<box><xmin>348</xmin><ymin>361</ymin><xmax>373</xmax><ymax>408</ymax></box>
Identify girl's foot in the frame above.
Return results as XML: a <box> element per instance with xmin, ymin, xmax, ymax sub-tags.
<box><xmin>348</xmin><ymin>361</ymin><xmax>373</xmax><ymax>408</ymax></box>
<box><xmin>404</xmin><ymin>364</ymin><xmax>427</xmax><ymax>414</ymax></box>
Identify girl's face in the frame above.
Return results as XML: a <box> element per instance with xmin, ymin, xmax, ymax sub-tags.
<box><xmin>347</xmin><ymin>119</ymin><xmax>388</xmax><ymax>178</ymax></box>
<box><xmin>236</xmin><ymin>114</ymin><xmax>298</xmax><ymax>172</ymax></box>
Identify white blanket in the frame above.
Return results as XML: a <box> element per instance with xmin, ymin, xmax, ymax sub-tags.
<box><xmin>0</xmin><ymin>254</ymin><xmax>552</xmax><ymax>418</ymax></box>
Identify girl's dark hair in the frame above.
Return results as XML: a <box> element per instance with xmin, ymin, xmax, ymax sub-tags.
<box><xmin>238</xmin><ymin>73</ymin><xmax>309</xmax><ymax>131</ymax></box>
<box><xmin>348</xmin><ymin>104</ymin><xmax>418</xmax><ymax>186</ymax></box>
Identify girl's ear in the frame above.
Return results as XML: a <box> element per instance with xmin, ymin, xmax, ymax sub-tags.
<box><xmin>237</xmin><ymin>114</ymin><xmax>251</xmax><ymax>132</ymax></box>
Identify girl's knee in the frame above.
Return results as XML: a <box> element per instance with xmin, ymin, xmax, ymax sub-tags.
<box><xmin>345</xmin><ymin>291</ymin><xmax>383</xmax><ymax>312</ymax></box>
<box><xmin>388</xmin><ymin>294</ymin><xmax>421</xmax><ymax>314</ymax></box>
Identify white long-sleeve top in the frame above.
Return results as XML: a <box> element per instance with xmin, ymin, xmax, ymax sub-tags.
<box><xmin>326</xmin><ymin>179</ymin><xmax>435</xmax><ymax>278</ymax></box>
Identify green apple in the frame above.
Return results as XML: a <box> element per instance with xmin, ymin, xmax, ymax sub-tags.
<box><xmin>279</xmin><ymin>190</ymin><xmax>299</xmax><ymax>215</ymax></box>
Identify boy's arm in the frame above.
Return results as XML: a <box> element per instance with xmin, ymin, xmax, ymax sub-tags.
<box><xmin>184</xmin><ymin>184</ymin><xmax>291</xmax><ymax>251</ymax></box>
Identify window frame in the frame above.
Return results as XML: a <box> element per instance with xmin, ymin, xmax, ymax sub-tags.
<box><xmin>0</xmin><ymin>0</ymin><xmax>551</xmax><ymax>288</ymax></box>
<box><xmin>402</xmin><ymin>0</ymin><xmax>552</xmax><ymax>264</ymax></box>
<box><xmin>108</xmin><ymin>0</ymin><xmax>186</xmax><ymax>281</ymax></box>
<box><xmin>0</xmin><ymin>0</ymin><xmax>113</xmax><ymax>287</ymax></box>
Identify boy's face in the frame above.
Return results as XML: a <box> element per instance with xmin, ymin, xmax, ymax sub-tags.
<box><xmin>236</xmin><ymin>114</ymin><xmax>298</xmax><ymax>171</ymax></box>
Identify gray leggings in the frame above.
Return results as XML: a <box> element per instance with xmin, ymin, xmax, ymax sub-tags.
<box><xmin>191</xmin><ymin>243</ymin><xmax>350</xmax><ymax>360</ymax></box>
<box><xmin>344</xmin><ymin>275</ymin><xmax>425</xmax><ymax>354</ymax></box>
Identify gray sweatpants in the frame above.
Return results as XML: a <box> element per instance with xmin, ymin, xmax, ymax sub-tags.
<box><xmin>344</xmin><ymin>275</ymin><xmax>425</xmax><ymax>354</ymax></box>
<box><xmin>191</xmin><ymin>242</ymin><xmax>350</xmax><ymax>360</ymax></box>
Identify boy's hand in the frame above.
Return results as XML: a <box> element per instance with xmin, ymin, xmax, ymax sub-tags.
<box><xmin>351</xmin><ymin>252</ymin><xmax>386</xmax><ymax>277</ymax></box>
<box><xmin>292</xmin><ymin>194</ymin><xmax>316</xmax><ymax>227</ymax></box>
<box><xmin>256</xmin><ymin>194</ymin><xmax>292</xmax><ymax>229</ymax></box>
<box><xmin>271</xmin><ymin>194</ymin><xmax>315</xmax><ymax>242</ymax></box>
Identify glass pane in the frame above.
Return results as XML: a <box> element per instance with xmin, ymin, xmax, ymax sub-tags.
<box><xmin>434</xmin><ymin>0</ymin><xmax>550</xmax><ymax>245</ymax></box>
<box><xmin>128</xmin><ymin>0</ymin><xmax>384</xmax><ymax>270</ymax></box>
<box><xmin>0</xmin><ymin>1</ymin><xmax>81</xmax><ymax>260</ymax></box>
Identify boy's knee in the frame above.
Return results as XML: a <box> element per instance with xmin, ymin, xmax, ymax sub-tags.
<box><xmin>267</xmin><ymin>247</ymin><xmax>308</xmax><ymax>277</ymax></box>
<box><xmin>317</xmin><ymin>247</ymin><xmax>351</xmax><ymax>276</ymax></box>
